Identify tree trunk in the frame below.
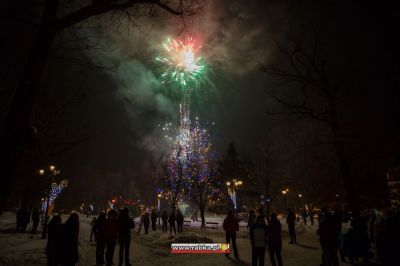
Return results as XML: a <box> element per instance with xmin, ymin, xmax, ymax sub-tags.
<box><xmin>199</xmin><ymin>202</ymin><xmax>206</xmax><ymax>228</ymax></box>
<box><xmin>333</xmin><ymin>134</ymin><xmax>359</xmax><ymax>210</ymax></box>
<box><xmin>0</xmin><ymin>0</ymin><xmax>59</xmax><ymax>213</ymax></box>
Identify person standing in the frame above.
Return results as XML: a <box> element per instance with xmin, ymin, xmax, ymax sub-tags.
<box><xmin>93</xmin><ymin>212</ymin><xmax>106</xmax><ymax>266</ymax></box>
<box><xmin>136</xmin><ymin>213</ymin><xmax>144</xmax><ymax>233</ymax></box>
<box><xmin>161</xmin><ymin>211</ymin><xmax>168</xmax><ymax>234</ymax></box>
<box><xmin>309</xmin><ymin>208</ymin><xmax>315</xmax><ymax>225</ymax></box>
<box><xmin>151</xmin><ymin>210</ymin><xmax>157</xmax><ymax>231</ymax></box>
<box><xmin>143</xmin><ymin>212</ymin><xmax>150</xmax><ymax>234</ymax></box>
<box><xmin>302</xmin><ymin>209</ymin><xmax>308</xmax><ymax>226</ymax></box>
<box><xmin>169</xmin><ymin>211</ymin><xmax>176</xmax><ymax>235</ymax></box>
<box><xmin>62</xmin><ymin>213</ymin><xmax>80</xmax><ymax>266</ymax></box>
<box><xmin>90</xmin><ymin>217</ymin><xmax>97</xmax><ymax>242</ymax></box>
<box><xmin>317</xmin><ymin>210</ymin><xmax>340</xmax><ymax>266</ymax></box>
<box><xmin>31</xmin><ymin>208</ymin><xmax>40</xmax><ymax>234</ymax></box>
<box><xmin>45</xmin><ymin>215</ymin><xmax>63</xmax><ymax>266</ymax></box>
<box><xmin>247</xmin><ymin>210</ymin><xmax>256</xmax><ymax>230</ymax></box>
<box><xmin>286</xmin><ymin>208</ymin><xmax>297</xmax><ymax>244</ymax></box>
<box><xmin>249</xmin><ymin>215</ymin><xmax>268</xmax><ymax>266</ymax></box>
<box><xmin>104</xmin><ymin>209</ymin><xmax>119</xmax><ymax>266</ymax></box>
<box><xmin>118</xmin><ymin>208</ymin><xmax>135</xmax><ymax>266</ymax></box>
<box><xmin>268</xmin><ymin>213</ymin><xmax>283</xmax><ymax>266</ymax></box>
<box><xmin>223</xmin><ymin>210</ymin><xmax>239</xmax><ymax>259</ymax></box>
<box><xmin>176</xmin><ymin>210</ymin><xmax>184</xmax><ymax>233</ymax></box>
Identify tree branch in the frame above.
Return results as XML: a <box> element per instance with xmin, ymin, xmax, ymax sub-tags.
<box><xmin>56</xmin><ymin>0</ymin><xmax>183</xmax><ymax>32</ymax></box>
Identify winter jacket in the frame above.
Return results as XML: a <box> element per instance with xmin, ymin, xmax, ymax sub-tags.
<box><xmin>286</xmin><ymin>212</ymin><xmax>295</xmax><ymax>226</ymax></box>
<box><xmin>103</xmin><ymin>218</ymin><xmax>119</xmax><ymax>241</ymax></box>
<box><xmin>151</xmin><ymin>212</ymin><xmax>158</xmax><ymax>223</ymax></box>
<box><xmin>268</xmin><ymin>218</ymin><xmax>282</xmax><ymax>246</ymax></box>
<box><xmin>118</xmin><ymin>215</ymin><xmax>135</xmax><ymax>238</ymax></box>
<box><xmin>177</xmin><ymin>213</ymin><xmax>184</xmax><ymax>225</ymax></box>
<box><xmin>223</xmin><ymin>214</ymin><xmax>239</xmax><ymax>235</ymax></box>
<box><xmin>93</xmin><ymin>217</ymin><xmax>106</xmax><ymax>240</ymax></box>
<box><xmin>168</xmin><ymin>214</ymin><xmax>176</xmax><ymax>225</ymax></box>
<box><xmin>250</xmin><ymin>223</ymin><xmax>268</xmax><ymax>247</ymax></box>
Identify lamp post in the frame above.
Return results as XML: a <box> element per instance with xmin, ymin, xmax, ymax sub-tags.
<box><xmin>282</xmin><ymin>189</ymin><xmax>288</xmax><ymax>211</ymax></box>
<box><xmin>226</xmin><ymin>179</ymin><xmax>243</xmax><ymax>217</ymax></box>
<box><xmin>157</xmin><ymin>193</ymin><xmax>161</xmax><ymax>225</ymax></box>
<box><xmin>40</xmin><ymin>165</ymin><xmax>58</xmax><ymax>239</ymax></box>
<box><xmin>298</xmin><ymin>194</ymin><xmax>303</xmax><ymax>211</ymax></box>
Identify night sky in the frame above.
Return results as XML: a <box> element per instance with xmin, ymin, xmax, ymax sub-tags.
<box><xmin>1</xmin><ymin>1</ymin><xmax>400</xmax><ymax>207</ymax></box>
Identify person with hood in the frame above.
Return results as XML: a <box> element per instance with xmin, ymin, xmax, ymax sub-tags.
<box><xmin>249</xmin><ymin>214</ymin><xmax>268</xmax><ymax>266</ymax></box>
<box><xmin>45</xmin><ymin>215</ymin><xmax>63</xmax><ymax>266</ymax></box>
<box><xmin>161</xmin><ymin>211</ymin><xmax>168</xmax><ymax>234</ymax></box>
<box><xmin>169</xmin><ymin>211</ymin><xmax>176</xmax><ymax>234</ymax></box>
<box><xmin>247</xmin><ymin>210</ymin><xmax>256</xmax><ymax>230</ymax></box>
<box><xmin>62</xmin><ymin>213</ymin><xmax>80</xmax><ymax>266</ymax></box>
<box><xmin>118</xmin><ymin>208</ymin><xmax>135</xmax><ymax>266</ymax></box>
<box><xmin>286</xmin><ymin>208</ymin><xmax>296</xmax><ymax>244</ymax></box>
<box><xmin>93</xmin><ymin>212</ymin><xmax>106</xmax><ymax>266</ymax></box>
<box><xmin>268</xmin><ymin>213</ymin><xmax>283</xmax><ymax>266</ymax></box>
<box><xmin>143</xmin><ymin>212</ymin><xmax>150</xmax><ymax>234</ymax></box>
<box><xmin>223</xmin><ymin>210</ymin><xmax>239</xmax><ymax>259</ymax></box>
<box><xmin>104</xmin><ymin>209</ymin><xmax>119</xmax><ymax>266</ymax></box>
<box><xmin>176</xmin><ymin>210</ymin><xmax>184</xmax><ymax>233</ymax></box>
<box><xmin>151</xmin><ymin>210</ymin><xmax>157</xmax><ymax>231</ymax></box>
<box><xmin>31</xmin><ymin>208</ymin><xmax>40</xmax><ymax>234</ymax></box>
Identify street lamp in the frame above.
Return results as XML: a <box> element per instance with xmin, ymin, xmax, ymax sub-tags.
<box><xmin>282</xmin><ymin>189</ymin><xmax>288</xmax><ymax>211</ymax></box>
<box><xmin>226</xmin><ymin>179</ymin><xmax>243</xmax><ymax>217</ymax></box>
<box><xmin>298</xmin><ymin>194</ymin><xmax>303</xmax><ymax>211</ymax></box>
<box><xmin>157</xmin><ymin>193</ymin><xmax>162</xmax><ymax>225</ymax></box>
<box><xmin>39</xmin><ymin>165</ymin><xmax>59</xmax><ymax>239</ymax></box>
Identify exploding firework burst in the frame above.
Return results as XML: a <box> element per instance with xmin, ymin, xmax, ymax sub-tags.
<box><xmin>156</xmin><ymin>37</ymin><xmax>206</xmax><ymax>89</ymax></box>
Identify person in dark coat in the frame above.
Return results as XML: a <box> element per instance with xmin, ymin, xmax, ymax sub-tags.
<box><xmin>104</xmin><ymin>209</ymin><xmax>119</xmax><ymax>266</ymax></box>
<box><xmin>223</xmin><ymin>210</ymin><xmax>239</xmax><ymax>259</ymax></box>
<box><xmin>118</xmin><ymin>208</ymin><xmax>135</xmax><ymax>266</ymax></box>
<box><xmin>176</xmin><ymin>210</ymin><xmax>184</xmax><ymax>233</ymax></box>
<box><xmin>317</xmin><ymin>211</ymin><xmax>340</xmax><ymax>266</ymax></box>
<box><xmin>46</xmin><ymin>215</ymin><xmax>63</xmax><ymax>266</ymax></box>
<box><xmin>268</xmin><ymin>213</ymin><xmax>283</xmax><ymax>266</ymax></box>
<box><xmin>161</xmin><ymin>211</ymin><xmax>168</xmax><ymax>234</ymax></box>
<box><xmin>31</xmin><ymin>208</ymin><xmax>40</xmax><ymax>234</ymax></box>
<box><xmin>143</xmin><ymin>212</ymin><xmax>150</xmax><ymax>234</ymax></box>
<box><xmin>151</xmin><ymin>210</ymin><xmax>157</xmax><ymax>231</ymax></box>
<box><xmin>62</xmin><ymin>213</ymin><xmax>80</xmax><ymax>266</ymax></box>
<box><xmin>93</xmin><ymin>212</ymin><xmax>106</xmax><ymax>266</ymax></box>
<box><xmin>301</xmin><ymin>209</ymin><xmax>308</xmax><ymax>226</ymax></box>
<box><xmin>17</xmin><ymin>207</ymin><xmax>30</xmax><ymax>233</ymax></box>
<box><xmin>286</xmin><ymin>208</ymin><xmax>296</xmax><ymax>244</ymax></box>
<box><xmin>309</xmin><ymin>208</ymin><xmax>315</xmax><ymax>225</ymax></box>
<box><xmin>168</xmin><ymin>211</ymin><xmax>176</xmax><ymax>234</ymax></box>
<box><xmin>249</xmin><ymin>215</ymin><xmax>268</xmax><ymax>266</ymax></box>
<box><xmin>247</xmin><ymin>210</ymin><xmax>256</xmax><ymax>230</ymax></box>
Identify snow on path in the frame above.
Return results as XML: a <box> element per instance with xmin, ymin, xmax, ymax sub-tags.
<box><xmin>0</xmin><ymin>212</ymin><xmax>353</xmax><ymax>266</ymax></box>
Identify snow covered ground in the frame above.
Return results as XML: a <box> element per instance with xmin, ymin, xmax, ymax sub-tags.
<box><xmin>0</xmin><ymin>212</ymin><xmax>353</xmax><ymax>266</ymax></box>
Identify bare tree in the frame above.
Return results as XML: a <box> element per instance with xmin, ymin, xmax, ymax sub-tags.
<box><xmin>260</xmin><ymin>32</ymin><xmax>358</xmax><ymax>209</ymax></box>
<box><xmin>0</xmin><ymin>0</ymin><xmax>201</xmax><ymax>212</ymax></box>
<box><xmin>161</xmin><ymin>153</ymin><xmax>184</xmax><ymax>213</ymax></box>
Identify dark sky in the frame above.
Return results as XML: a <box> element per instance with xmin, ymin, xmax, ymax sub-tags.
<box><xmin>2</xmin><ymin>0</ymin><xmax>400</xmax><ymax>205</ymax></box>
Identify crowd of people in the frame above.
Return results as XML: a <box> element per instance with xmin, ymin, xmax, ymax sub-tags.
<box><xmin>318</xmin><ymin>207</ymin><xmax>400</xmax><ymax>266</ymax></box>
<box><xmin>15</xmin><ymin>207</ymin><xmax>40</xmax><ymax>234</ymax></box>
<box><xmin>12</xmin><ymin>204</ymin><xmax>400</xmax><ymax>266</ymax></box>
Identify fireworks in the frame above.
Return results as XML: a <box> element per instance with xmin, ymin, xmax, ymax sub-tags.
<box><xmin>156</xmin><ymin>37</ymin><xmax>206</xmax><ymax>89</ymax></box>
